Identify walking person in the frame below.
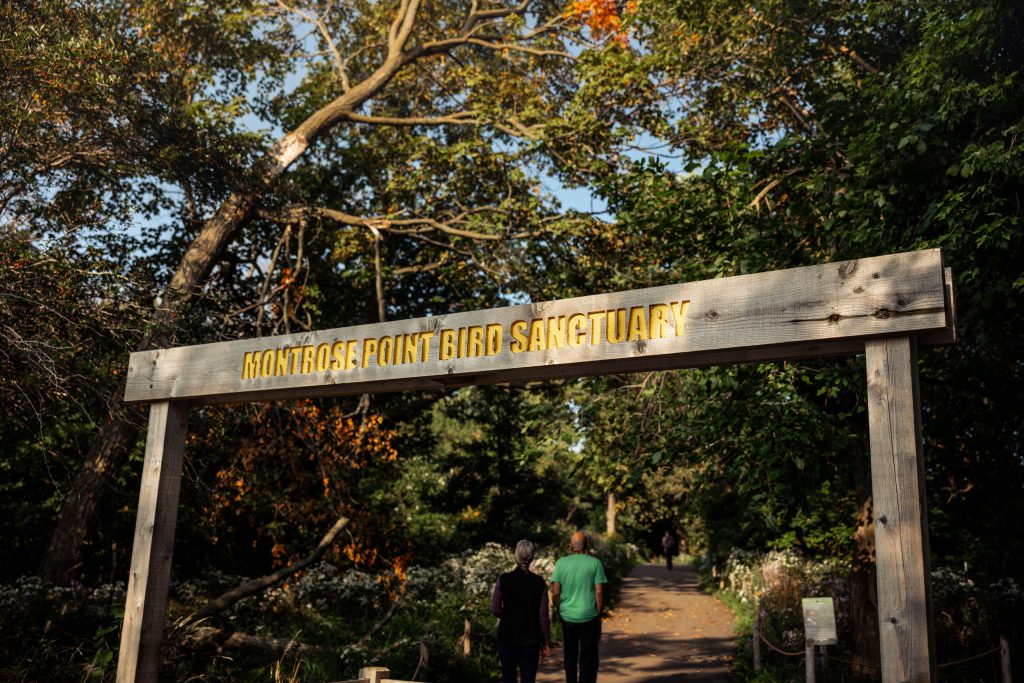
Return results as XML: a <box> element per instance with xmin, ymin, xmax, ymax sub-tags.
<box><xmin>551</xmin><ymin>531</ymin><xmax>607</xmax><ymax>683</ymax></box>
<box><xmin>491</xmin><ymin>539</ymin><xmax>551</xmax><ymax>683</ymax></box>
<box><xmin>661</xmin><ymin>530</ymin><xmax>676</xmax><ymax>571</ymax></box>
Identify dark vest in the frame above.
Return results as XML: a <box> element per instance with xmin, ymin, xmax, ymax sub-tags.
<box><xmin>496</xmin><ymin>568</ymin><xmax>546</xmax><ymax>646</ymax></box>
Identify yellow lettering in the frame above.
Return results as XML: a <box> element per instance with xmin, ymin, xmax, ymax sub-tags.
<box><xmin>457</xmin><ymin>327</ymin><xmax>468</xmax><ymax>358</ymax></box>
<box><xmin>290</xmin><ymin>347</ymin><xmax>302</xmax><ymax>374</ymax></box>
<box><xmin>627</xmin><ymin>306</ymin><xmax>649</xmax><ymax>341</ymax></box>
<box><xmin>300</xmin><ymin>345</ymin><xmax>314</xmax><ymax>374</ymax></box>
<box><xmin>486</xmin><ymin>324</ymin><xmax>502</xmax><ymax>356</ymax></box>
<box><xmin>567</xmin><ymin>314</ymin><xmax>587</xmax><ymax>347</ymax></box>
<box><xmin>510</xmin><ymin>320</ymin><xmax>528</xmax><ymax>353</ymax></box>
<box><xmin>467</xmin><ymin>326</ymin><xmax>484</xmax><ymax>357</ymax></box>
<box><xmin>316</xmin><ymin>343</ymin><xmax>331</xmax><ymax>372</ymax></box>
<box><xmin>403</xmin><ymin>333</ymin><xmax>419</xmax><ymax>364</ymax></box>
<box><xmin>276</xmin><ymin>348</ymin><xmax>289</xmax><ymax>376</ymax></box>
<box><xmin>588</xmin><ymin>311</ymin><xmax>606</xmax><ymax>345</ymax></box>
<box><xmin>671</xmin><ymin>300</ymin><xmax>691</xmax><ymax>336</ymax></box>
<box><xmin>345</xmin><ymin>341</ymin><xmax>357</xmax><ymax>369</ymax></box>
<box><xmin>394</xmin><ymin>334</ymin><xmax>405</xmax><ymax>364</ymax></box>
<box><xmin>648</xmin><ymin>304</ymin><xmax>670</xmax><ymax>339</ymax></box>
<box><xmin>331</xmin><ymin>342</ymin><xmax>345</xmax><ymax>370</ymax></box>
<box><xmin>528</xmin><ymin>318</ymin><xmax>545</xmax><ymax>351</ymax></box>
<box><xmin>419</xmin><ymin>331</ymin><xmax>435</xmax><ymax>362</ymax></box>
<box><xmin>440</xmin><ymin>329</ymin><xmax>456</xmax><ymax>360</ymax></box>
<box><xmin>362</xmin><ymin>338</ymin><xmax>377</xmax><ymax>368</ymax></box>
<box><xmin>261</xmin><ymin>349</ymin><xmax>275</xmax><ymax>377</ymax></box>
<box><xmin>242</xmin><ymin>351</ymin><xmax>261</xmax><ymax>379</ymax></box>
<box><xmin>606</xmin><ymin>308</ymin><xmax>627</xmax><ymax>343</ymax></box>
<box><xmin>377</xmin><ymin>336</ymin><xmax>393</xmax><ymax>367</ymax></box>
<box><xmin>546</xmin><ymin>316</ymin><xmax>567</xmax><ymax>350</ymax></box>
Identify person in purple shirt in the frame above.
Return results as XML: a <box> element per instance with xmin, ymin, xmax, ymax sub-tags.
<box><xmin>491</xmin><ymin>539</ymin><xmax>551</xmax><ymax>683</ymax></box>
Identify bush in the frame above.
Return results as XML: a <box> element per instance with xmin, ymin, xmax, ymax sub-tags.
<box><xmin>0</xmin><ymin>576</ymin><xmax>126</xmax><ymax>682</ymax></box>
<box><xmin>717</xmin><ymin>548</ymin><xmax>1024</xmax><ymax>682</ymax></box>
<box><xmin>0</xmin><ymin>534</ymin><xmax>641</xmax><ymax>682</ymax></box>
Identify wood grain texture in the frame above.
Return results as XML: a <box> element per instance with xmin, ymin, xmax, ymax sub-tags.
<box><xmin>125</xmin><ymin>249</ymin><xmax>952</xmax><ymax>405</ymax></box>
<box><xmin>115</xmin><ymin>401</ymin><xmax>188</xmax><ymax>683</ymax></box>
<box><xmin>866</xmin><ymin>337</ymin><xmax>936</xmax><ymax>683</ymax></box>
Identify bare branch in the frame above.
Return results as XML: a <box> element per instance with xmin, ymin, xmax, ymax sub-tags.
<box><xmin>460</xmin><ymin>37</ymin><xmax>574</xmax><ymax>59</ymax></box>
<box><xmin>276</xmin><ymin>0</ymin><xmax>350</xmax><ymax>88</ymax></box>
<box><xmin>314</xmin><ymin>206</ymin><xmax>536</xmax><ymax>241</ymax></box>
<box><xmin>346</xmin><ymin>110</ymin><xmax>543</xmax><ymax>139</ymax></box>
<box><xmin>410</xmin><ymin>0</ymin><xmax>549</xmax><ymax>62</ymax></box>
<box><xmin>371</xmin><ymin>225</ymin><xmax>386</xmax><ymax>322</ymax></box>
<box><xmin>193</xmin><ymin>515</ymin><xmax>350</xmax><ymax>620</ymax></box>
<box><xmin>748</xmin><ymin>178</ymin><xmax>781</xmax><ymax>214</ymax></box>
<box><xmin>388</xmin><ymin>0</ymin><xmax>422</xmax><ymax>58</ymax></box>
<box><xmin>393</xmin><ymin>260</ymin><xmax>446</xmax><ymax>275</ymax></box>
<box><xmin>835</xmin><ymin>43</ymin><xmax>880</xmax><ymax>74</ymax></box>
<box><xmin>345</xmin><ymin>110</ymin><xmax>481</xmax><ymax>127</ymax></box>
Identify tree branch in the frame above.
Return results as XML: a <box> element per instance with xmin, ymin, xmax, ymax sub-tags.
<box><xmin>276</xmin><ymin>0</ymin><xmax>351</xmax><ymax>88</ymax></box>
<box><xmin>835</xmin><ymin>43</ymin><xmax>880</xmax><ymax>74</ymax></box>
<box><xmin>345</xmin><ymin>110</ymin><xmax>481</xmax><ymax>127</ymax></box>
<box><xmin>193</xmin><ymin>515</ymin><xmax>350</xmax><ymax>620</ymax></box>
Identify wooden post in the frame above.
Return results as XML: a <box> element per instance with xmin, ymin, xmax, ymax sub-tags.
<box><xmin>606</xmin><ymin>491</ymin><xmax>617</xmax><ymax>537</ymax></box>
<box><xmin>115</xmin><ymin>401</ymin><xmax>189</xmax><ymax>683</ymax></box>
<box><xmin>753</xmin><ymin>596</ymin><xmax>762</xmax><ymax>672</ymax></box>
<box><xmin>359</xmin><ymin>666</ymin><xmax>390</xmax><ymax>683</ymax></box>
<box><xmin>805</xmin><ymin>639</ymin><xmax>816</xmax><ymax>683</ymax></box>
<box><xmin>1001</xmin><ymin>634</ymin><xmax>1012</xmax><ymax>683</ymax></box>
<box><xmin>866</xmin><ymin>337</ymin><xmax>937</xmax><ymax>682</ymax></box>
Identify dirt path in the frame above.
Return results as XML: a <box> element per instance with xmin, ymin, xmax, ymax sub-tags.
<box><xmin>536</xmin><ymin>562</ymin><xmax>736</xmax><ymax>682</ymax></box>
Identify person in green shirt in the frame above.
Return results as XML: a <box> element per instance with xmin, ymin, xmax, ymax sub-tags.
<box><xmin>550</xmin><ymin>531</ymin><xmax>607</xmax><ymax>683</ymax></box>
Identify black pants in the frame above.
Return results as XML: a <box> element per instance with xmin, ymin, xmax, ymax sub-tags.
<box><xmin>561</xmin><ymin>617</ymin><xmax>600</xmax><ymax>683</ymax></box>
<box><xmin>498</xmin><ymin>642</ymin><xmax>540</xmax><ymax>683</ymax></box>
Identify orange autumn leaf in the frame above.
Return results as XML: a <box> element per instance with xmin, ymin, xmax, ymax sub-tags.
<box><xmin>199</xmin><ymin>400</ymin><xmax>401</xmax><ymax>569</ymax></box>
<box><xmin>566</xmin><ymin>0</ymin><xmax>637</xmax><ymax>46</ymax></box>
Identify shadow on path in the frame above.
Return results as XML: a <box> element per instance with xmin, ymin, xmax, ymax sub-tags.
<box><xmin>536</xmin><ymin>562</ymin><xmax>735</xmax><ymax>682</ymax></box>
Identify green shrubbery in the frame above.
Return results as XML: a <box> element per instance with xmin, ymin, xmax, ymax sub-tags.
<box><xmin>713</xmin><ymin>549</ymin><xmax>1024</xmax><ymax>682</ymax></box>
<box><xmin>0</xmin><ymin>533</ymin><xmax>638</xmax><ymax>682</ymax></box>
<box><xmin>0</xmin><ymin>576</ymin><xmax>127</xmax><ymax>681</ymax></box>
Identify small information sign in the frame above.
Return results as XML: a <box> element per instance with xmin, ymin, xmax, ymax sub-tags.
<box><xmin>801</xmin><ymin>597</ymin><xmax>838</xmax><ymax>645</ymax></box>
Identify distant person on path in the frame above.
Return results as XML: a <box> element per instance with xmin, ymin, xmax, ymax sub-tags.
<box><xmin>551</xmin><ymin>531</ymin><xmax>607</xmax><ymax>683</ymax></box>
<box><xmin>661</xmin><ymin>530</ymin><xmax>676</xmax><ymax>571</ymax></box>
<box><xmin>491</xmin><ymin>539</ymin><xmax>551</xmax><ymax>683</ymax></box>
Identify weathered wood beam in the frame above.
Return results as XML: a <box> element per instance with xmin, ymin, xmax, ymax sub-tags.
<box><xmin>115</xmin><ymin>401</ymin><xmax>189</xmax><ymax>683</ymax></box>
<box><xmin>866</xmin><ymin>337</ymin><xmax>937</xmax><ymax>682</ymax></box>
<box><xmin>126</xmin><ymin>249</ymin><xmax>952</xmax><ymax>406</ymax></box>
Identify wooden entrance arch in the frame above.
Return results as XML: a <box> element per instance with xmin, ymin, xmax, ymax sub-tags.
<box><xmin>118</xmin><ymin>249</ymin><xmax>955</xmax><ymax>682</ymax></box>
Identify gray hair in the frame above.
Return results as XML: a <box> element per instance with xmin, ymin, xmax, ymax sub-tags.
<box><xmin>514</xmin><ymin>539</ymin><xmax>535</xmax><ymax>569</ymax></box>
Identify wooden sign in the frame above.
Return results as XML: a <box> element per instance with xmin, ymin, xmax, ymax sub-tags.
<box><xmin>124</xmin><ymin>249</ymin><xmax>953</xmax><ymax>405</ymax></box>
<box><xmin>118</xmin><ymin>249</ymin><xmax>953</xmax><ymax>683</ymax></box>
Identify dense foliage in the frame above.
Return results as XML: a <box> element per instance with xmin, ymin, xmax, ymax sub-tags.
<box><xmin>1</xmin><ymin>0</ymin><xmax>1021</xmax><ymax>680</ymax></box>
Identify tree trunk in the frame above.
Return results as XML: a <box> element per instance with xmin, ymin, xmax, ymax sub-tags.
<box><xmin>606</xmin><ymin>491</ymin><xmax>617</xmax><ymax>537</ymax></box>
<box><xmin>849</xmin><ymin>496</ymin><xmax>880</xmax><ymax>674</ymax></box>
<box><xmin>37</xmin><ymin>0</ymin><xmax>528</xmax><ymax>585</ymax></box>
<box><xmin>40</xmin><ymin>190</ymin><xmax>258</xmax><ymax>583</ymax></box>
<box><xmin>849</xmin><ymin>423</ymin><xmax>881</xmax><ymax>673</ymax></box>
<box><xmin>40</xmin><ymin>404</ymin><xmax>142</xmax><ymax>584</ymax></box>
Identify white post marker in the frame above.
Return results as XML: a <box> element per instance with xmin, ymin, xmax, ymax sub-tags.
<box><xmin>802</xmin><ymin>597</ymin><xmax>838</xmax><ymax>683</ymax></box>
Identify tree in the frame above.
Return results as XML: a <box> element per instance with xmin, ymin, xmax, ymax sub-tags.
<box><xmin>22</xmin><ymin>0</ymin><xmax>591</xmax><ymax>583</ymax></box>
<box><xmin>551</xmin><ymin>0</ymin><xmax>1024</xmax><ymax>665</ymax></box>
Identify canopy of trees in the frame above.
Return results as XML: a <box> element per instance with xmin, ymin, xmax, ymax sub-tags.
<box><xmin>1</xmin><ymin>0</ymin><xmax>1021</xmax><ymax>679</ymax></box>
